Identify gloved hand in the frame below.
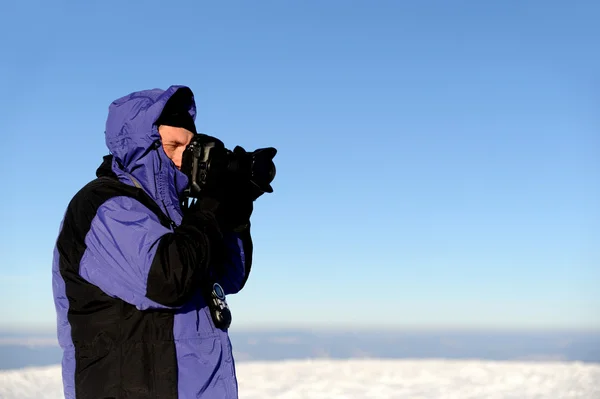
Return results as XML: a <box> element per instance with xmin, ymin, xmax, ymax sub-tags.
<box><xmin>216</xmin><ymin>193</ymin><xmax>254</xmax><ymax>233</ymax></box>
<box><xmin>186</xmin><ymin>192</ymin><xmax>251</xmax><ymax>286</ymax></box>
<box><xmin>196</xmin><ymin>181</ymin><xmax>254</xmax><ymax>233</ymax></box>
<box><xmin>193</xmin><ymin>145</ymin><xmax>256</xmax><ymax>232</ymax></box>
<box><xmin>197</xmin><ymin>191</ymin><xmax>253</xmax><ymax>233</ymax></box>
<box><xmin>231</xmin><ymin>145</ymin><xmax>268</xmax><ymax>202</ymax></box>
<box><xmin>178</xmin><ymin>195</ymin><xmax>229</xmax><ymax>279</ymax></box>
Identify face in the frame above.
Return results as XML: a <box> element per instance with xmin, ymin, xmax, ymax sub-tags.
<box><xmin>158</xmin><ymin>125</ymin><xmax>195</xmax><ymax>170</ymax></box>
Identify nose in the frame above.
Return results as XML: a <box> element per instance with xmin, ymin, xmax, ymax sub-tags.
<box><xmin>174</xmin><ymin>151</ymin><xmax>183</xmax><ymax>170</ymax></box>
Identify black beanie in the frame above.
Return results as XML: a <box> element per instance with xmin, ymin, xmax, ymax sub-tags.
<box><xmin>155</xmin><ymin>89</ymin><xmax>197</xmax><ymax>133</ymax></box>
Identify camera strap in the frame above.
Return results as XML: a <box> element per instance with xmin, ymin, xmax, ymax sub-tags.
<box><xmin>96</xmin><ymin>175</ymin><xmax>174</xmax><ymax>229</ymax></box>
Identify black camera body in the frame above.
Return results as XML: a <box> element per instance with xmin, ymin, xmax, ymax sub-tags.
<box><xmin>180</xmin><ymin>133</ymin><xmax>277</xmax><ymax>201</ymax></box>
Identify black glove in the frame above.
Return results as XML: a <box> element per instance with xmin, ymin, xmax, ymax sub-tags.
<box><xmin>193</xmin><ymin>187</ymin><xmax>252</xmax><ymax>232</ymax></box>
<box><xmin>216</xmin><ymin>194</ymin><xmax>254</xmax><ymax>233</ymax></box>
<box><xmin>231</xmin><ymin>145</ymin><xmax>268</xmax><ymax>202</ymax></box>
<box><xmin>190</xmin><ymin>144</ymin><xmax>257</xmax><ymax>232</ymax></box>
<box><xmin>181</xmin><ymin>197</ymin><xmax>229</xmax><ymax>278</ymax></box>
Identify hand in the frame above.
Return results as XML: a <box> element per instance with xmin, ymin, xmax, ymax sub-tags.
<box><xmin>217</xmin><ymin>195</ymin><xmax>253</xmax><ymax>232</ymax></box>
<box><xmin>180</xmin><ymin>196</ymin><xmax>229</xmax><ymax>277</ymax></box>
<box><xmin>193</xmin><ymin>188</ymin><xmax>253</xmax><ymax>233</ymax></box>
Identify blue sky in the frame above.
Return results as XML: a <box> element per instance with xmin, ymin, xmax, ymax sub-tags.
<box><xmin>1</xmin><ymin>0</ymin><xmax>598</xmax><ymax>332</ymax></box>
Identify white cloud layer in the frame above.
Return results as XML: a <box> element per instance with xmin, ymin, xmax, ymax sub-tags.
<box><xmin>1</xmin><ymin>358</ymin><xmax>599</xmax><ymax>399</ymax></box>
<box><xmin>0</xmin><ymin>338</ymin><xmax>58</xmax><ymax>347</ymax></box>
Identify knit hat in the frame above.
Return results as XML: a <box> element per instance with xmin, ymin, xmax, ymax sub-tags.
<box><xmin>155</xmin><ymin>89</ymin><xmax>197</xmax><ymax>133</ymax></box>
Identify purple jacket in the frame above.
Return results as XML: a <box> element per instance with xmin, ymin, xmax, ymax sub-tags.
<box><xmin>51</xmin><ymin>86</ymin><xmax>251</xmax><ymax>398</ymax></box>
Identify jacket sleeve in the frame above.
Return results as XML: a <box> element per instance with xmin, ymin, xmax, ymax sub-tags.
<box><xmin>217</xmin><ymin>228</ymin><xmax>253</xmax><ymax>295</ymax></box>
<box><xmin>79</xmin><ymin>196</ymin><xmax>222</xmax><ymax>310</ymax></box>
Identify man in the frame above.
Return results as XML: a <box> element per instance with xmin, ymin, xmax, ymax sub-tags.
<box><xmin>52</xmin><ymin>85</ymin><xmax>255</xmax><ymax>398</ymax></box>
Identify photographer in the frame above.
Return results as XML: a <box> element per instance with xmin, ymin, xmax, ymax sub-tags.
<box><xmin>51</xmin><ymin>85</ymin><xmax>271</xmax><ymax>399</ymax></box>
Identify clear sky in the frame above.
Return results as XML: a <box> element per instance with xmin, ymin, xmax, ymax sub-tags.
<box><xmin>1</xmin><ymin>0</ymin><xmax>598</xmax><ymax>333</ymax></box>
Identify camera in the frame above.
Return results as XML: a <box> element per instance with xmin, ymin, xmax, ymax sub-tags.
<box><xmin>180</xmin><ymin>133</ymin><xmax>277</xmax><ymax>201</ymax></box>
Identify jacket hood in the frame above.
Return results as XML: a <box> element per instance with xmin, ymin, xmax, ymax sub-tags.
<box><xmin>103</xmin><ymin>85</ymin><xmax>196</xmax><ymax>223</ymax></box>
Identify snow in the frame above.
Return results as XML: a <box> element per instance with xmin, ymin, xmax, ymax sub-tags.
<box><xmin>1</xmin><ymin>358</ymin><xmax>599</xmax><ymax>399</ymax></box>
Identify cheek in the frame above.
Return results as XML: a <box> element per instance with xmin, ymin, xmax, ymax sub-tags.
<box><xmin>162</xmin><ymin>145</ymin><xmax>174</xmax><ymax>160</ymax></box>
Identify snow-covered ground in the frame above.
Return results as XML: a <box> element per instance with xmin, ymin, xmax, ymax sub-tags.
<box><xmin>1</xmin><ymin>358</ymin><xmax>599</xmax><ymax>398</ymax></box>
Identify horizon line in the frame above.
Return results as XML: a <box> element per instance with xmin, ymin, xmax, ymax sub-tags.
<box><xmin>2</xmin><ymin>324</ymin><xmax>600</xmax><ymax>336</ymax></box>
